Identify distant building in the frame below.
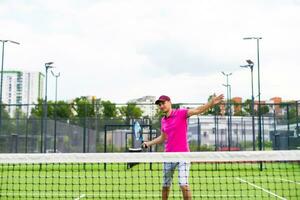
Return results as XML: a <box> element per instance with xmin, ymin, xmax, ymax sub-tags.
<box><xmin>213</xmin><ymin>96</ymin><xmax>298</xmax><ymax>116</ymax></box>
<box><xmin>268</xmin><ymin>97</ymin><xmax>283</xmax><ymax>115</ymax></box>
<box><xmin>232</xmin><ymin>97</ymin><xmax>242</xmax><ymax>114</ymax></box>
<box><xmin>128</xmin><ymin>96</ymin><xmax>156</xmax><ymax>118</ymax></box>
<box><xmin>1</xmin><ymin>71</ymin><xmax>44</xmax><ymax>116</ymax></box>
<box><xmin>188</xmin><ymin>115</ymin><xmax>274</xmax><ymax>147</ymax></box>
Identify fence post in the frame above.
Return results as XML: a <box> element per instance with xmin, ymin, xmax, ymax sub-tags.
<box><xmin>40</xmin><ymin>102</ymin><xmax>44</xmax><ymax>153</ymax></box>
<box><xmin>25</xmin><ymin>104</ymin><xmax>29</xmax><ymax>153</ymax></box>
<box><xmin>296</xmin><ymin>101</ymin><xmax>299</xmax><ymax>135</ymax></box>
<box><xmin>149</xmin><ymin>123</ymin><xmax>153</xmax><ymax>152</ymax></box>
<box><xmin>213</xmin><ymin>114</ymin><xmax>217</xmax><ymax>151</ymax></box>
<box><xmin>262</xmin><ymin>114</ymin><xmax>265</xmax><ymax>150</ymax></box>
<box><xmin>83</xmin><ymin>103</ymin><xmax>87</xmax><ymax>153</ymax></box>
<box><xmin>104</xmin><ymin>125</ymin><xmax>107</xmax><ymax>153</ymax></box>
<box><xmin>286</xmin><ymin>103</ymin><xmax>290</xmax><ymax>150</ymax></box>
<box><xmin>53</xmin><ymin>103</ymin><xmax>57</xmax><ymax>153</ymax></box>
<box><xmin>197</xmin><ymin>116</ymin><xmax>201</xmax><ymax>151</ymax></box>
<box><xmin>273</xmin><ymin>106</ymin><xmax>277</xmax><ymax>137</ymax></box>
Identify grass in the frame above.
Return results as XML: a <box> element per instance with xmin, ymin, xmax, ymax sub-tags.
<box><xmin>0</xmin><ymin>162</ymin><xmax>299</xmax><ymax>200</ymax></box>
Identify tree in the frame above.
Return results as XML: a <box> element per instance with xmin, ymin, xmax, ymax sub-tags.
<box><xmin>31</xmin><ymin>98</ymin><xmax>56</xmax><ymax>118</ymax></box>
<box><xmin>154</xmin><ymin>107</ymin><xmax>165</xmax><ymax>119</ymax></box>
<box><xmin>14</xmin><ymin>107</ymin><xmax>27</xmax><ymax>119</ymax></box>
<box><xmin>0</xmin><ymin>104</ymin><xmax>13</xmax><ymax>135</ymax></box>
<box><xmin>232</xmin><ymin>100</ymin><xmax>247</xmax><ymax>116</ymax></box>
<box><xmin>72</xmin><ymin>96</ymin><xmax>95</xmax><ymax>118</ymax></box>
<box><xmin>71</xmin><ymin>96</ymin><xmax>96</xmax><ymax>127</ymax></box>
<box><xmin>172</xmin><ymin>103</ymin><xmax>181</xmax><ymax>109</ymax></box>
<box><xmin>281</xmin><ymin>103</ymin><xmax>298</xmax><ymax>124</ymax></box>
<box><xmin>203</xmin><ymin>94</ymin><xmax>221</xmax><ymax>115</ymax></box>
<box><xmin>243</xmin><ymin>99</ymin><xmax>269</xmax><ymax>116</ymax></box>
<box><xmin>243</xmin><ymin>99</ymin><xmax>252</xmax><ymax>115</ymax></box>
<box><xmin>288</xmin><ymin>108</ymin><xmax>297</xmax><ymax>124</ymax></box>
<box><xmin>11</xmin><ymin>108</ymin><xmax>27</xmax><ymax>135</ymax></box>
<box><xmin>30</xmin><ymin>98</ymin><xmax>44</xmax><ymax>117</ymax></box>
<box><xmin>119</xmin><ymin>103</ymin><xmax>143</xmax><ymax>123</ymax></box>
<box><xmin>101</xmin><ymin>100</ymin><xmax>117</xmax><ymax>119</ymax></box>
<box><xmin>260</xmin><ymin>104</ymin><xmax>270</xmax><ymax>115</ymax></box>
<box><xmin>31</xmin><ymin>99</ymin><xmax>73</xmax><ymax>119</ymax></box>
<box><xmin>53</xmin><ymin>101</ymin><xmax>73</xmax><ymax>119</ymax></box>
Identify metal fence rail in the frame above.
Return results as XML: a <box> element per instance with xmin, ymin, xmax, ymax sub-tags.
<box><xmin>0</xmin><ymin>102</ymin><xmax>299</xmax><ymax>153</ymax></box>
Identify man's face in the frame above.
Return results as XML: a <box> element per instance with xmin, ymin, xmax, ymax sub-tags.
<box><xmin>157</xmin><ymin>100</ymin><xmax>172</xmax><ymax>113</ymax></box>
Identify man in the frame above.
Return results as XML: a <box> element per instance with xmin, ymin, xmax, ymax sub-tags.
<box><xmin>143</xmin><ymin>94</ymin><xmax>224</xmax><ymax>200</ymax></box>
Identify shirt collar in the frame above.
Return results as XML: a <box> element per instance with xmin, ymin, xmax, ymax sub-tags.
<box><xmin>164</xmin><ymin>109</ymin><xmax>174</xmax><ymax>119</ymax></box>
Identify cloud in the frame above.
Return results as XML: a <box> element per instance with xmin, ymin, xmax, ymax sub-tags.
<box><xmin>0</xmin><ymin>0</ymin><xmax>299</xmax><ymax>103</ymax></box>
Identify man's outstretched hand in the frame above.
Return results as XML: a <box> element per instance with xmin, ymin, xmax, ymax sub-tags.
<box><xmin>211</xmin><ymin>94</ymin><xmax>224</xmax><ymax>106</ymax></box>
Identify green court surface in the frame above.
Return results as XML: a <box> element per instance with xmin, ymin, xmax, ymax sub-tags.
<box><xmin>0</xmin><ymin>162</ymin><xmax>299</xmax><ymax>199</ymax></box>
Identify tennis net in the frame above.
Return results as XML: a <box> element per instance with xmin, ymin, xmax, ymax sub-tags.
<box><xmin>0</xmin><ymin>151</ymin><xmax>299</xmax><ymax>199</ymax></box>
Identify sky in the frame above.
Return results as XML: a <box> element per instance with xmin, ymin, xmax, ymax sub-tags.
<box><xmin>0</xmin><ymin>0</ymin><xmax>299</xmax><ymax>103</ymax></box>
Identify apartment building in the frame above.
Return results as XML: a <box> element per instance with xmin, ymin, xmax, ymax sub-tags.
<box><xmin>1</xmin><ymin>71</ymin><xmax>44</xmax><ymax>116</ymax></box>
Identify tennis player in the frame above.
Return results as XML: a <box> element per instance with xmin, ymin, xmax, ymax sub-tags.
<box><xmin>143</xmin><ymin>94</ymin><xmax>224</xmax><ymax>200</ymax></box>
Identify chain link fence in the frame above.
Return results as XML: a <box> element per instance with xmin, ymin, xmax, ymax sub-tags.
<box><xmin>0</xmin><ymin>101</ymin><xmax>299</xmax><ymax>153</ymax></box>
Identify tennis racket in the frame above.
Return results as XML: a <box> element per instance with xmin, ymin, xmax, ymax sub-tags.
<box><xmin>129</xmin><ymin>121</ymin><xmax>147</xmax><ymax>152</ymax></box>
<box><xmin>134</xmin><ymin>121</ymin><xmax>142</xmax><ymax>142</ymax></box>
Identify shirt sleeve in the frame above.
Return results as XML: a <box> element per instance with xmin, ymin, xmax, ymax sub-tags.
<box><xmin>178</xmin><ymin>108</ymin><xmax>188</xmax><ymax>119</ymax></box>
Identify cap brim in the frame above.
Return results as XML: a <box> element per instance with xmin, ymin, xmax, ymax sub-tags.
<box><xmin>155</xmin><ymin>100</ymin><xmax>164</xmax><ymax>105</ymax></box>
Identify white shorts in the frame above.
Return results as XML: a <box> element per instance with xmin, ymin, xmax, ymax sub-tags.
<box><xmin>163</xmin><ymin>162</ymin><xmax>191</xmax><ymax>187</ymax></box>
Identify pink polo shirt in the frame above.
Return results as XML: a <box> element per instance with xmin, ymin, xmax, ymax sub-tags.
<box><xmin>161</xmin><ymin>108</ymin><xmax>190</xmax><ymax>152</ymax></box>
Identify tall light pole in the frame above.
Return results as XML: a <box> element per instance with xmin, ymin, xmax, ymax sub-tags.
<box><xmin>240</xmin><ymin>59</ymin><xmax>255</xmax><ymax>150</ymax></box>
<box><xmin>222</xmin><ymin>71</ymin><xmax>232</xmax><ymax>150</ymax></box>
<box><xmin>42</xmin><ymin>62</ymin><xmax>54</xmax><ymax>153</ymax></box>
<box><xmin>243</xmin><ymin>37</ymin><xmax>262</xmax><ymax>151</ymax></box>
<box><xmin>51</xmin><ymin>70</ymin><xmax>60</xmax><ymax>153</ymax></box>
<box><xmin>0</xmin><ymin>40</ymin><xmax>20</xmax><ymax>133</ymax></box>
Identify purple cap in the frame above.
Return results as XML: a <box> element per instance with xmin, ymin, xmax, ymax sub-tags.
<box><xmin>155</xmin><ymin>95</ymin><xmax>171</xmax><ymax>104</ymax></box>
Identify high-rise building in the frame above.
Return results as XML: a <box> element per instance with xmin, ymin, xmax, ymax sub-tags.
<box><xmin>1</xmin><ymin>71</ymin><xmax>44</xmax><ymax>116</ymax></box>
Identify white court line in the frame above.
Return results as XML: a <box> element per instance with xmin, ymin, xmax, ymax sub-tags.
<box><xmin>1</xmin><ymin>192</ymin><xmax>255</xmax><ymax>198</ymax></box>
<box><xmin>236</xmin><ymin>178</ymin><xmax>287</xmax><ymax>200</ymax></box>
<box><xmin>74</xmin><ymin>194</ymin><xmax>86</xmax><ymax>200</ymax></box>
<box><xmin>279</xmin><ymin>178</ymin><xmax>300</xmax><ymax>185</ymax></box>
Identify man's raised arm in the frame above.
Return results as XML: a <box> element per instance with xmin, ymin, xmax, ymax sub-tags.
<box><xmin>187</xmin><ymin>94</ymin><xmax>224</xmax><ymax>117</ymax></box>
